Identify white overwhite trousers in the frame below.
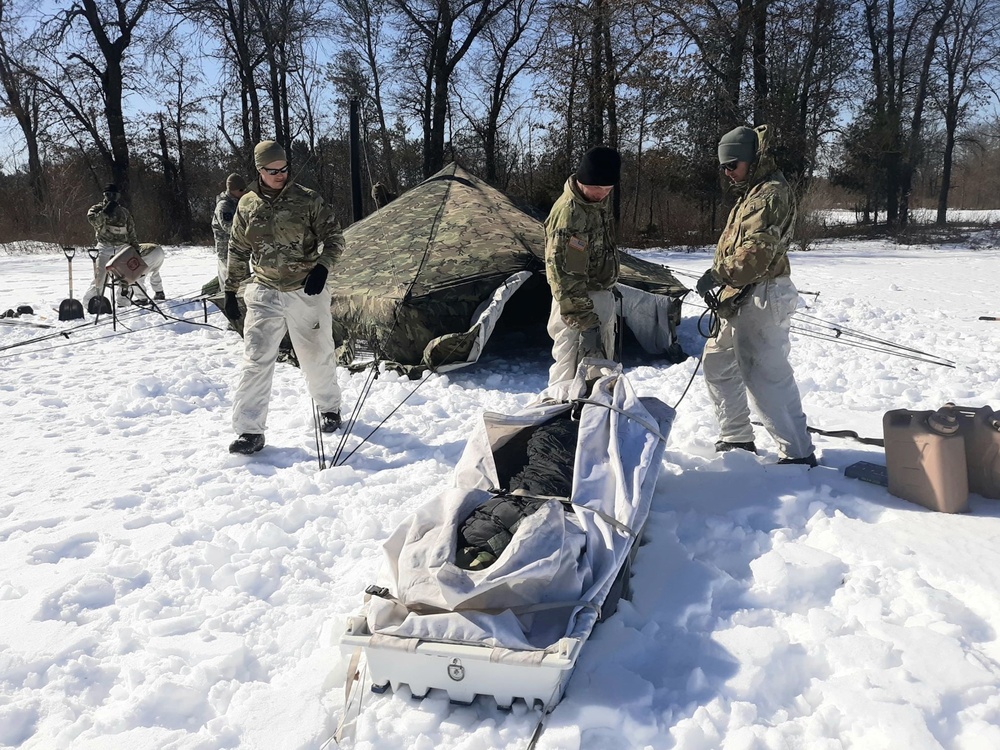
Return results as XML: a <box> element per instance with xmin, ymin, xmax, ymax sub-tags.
<box><xmin>702</xmin><ymin>276</ymin><xmax>813</xmax><ymax>460</ymax></box>
<box><xmin>134</xmin><ymin>245</ymin><xmax>165</xmax><ymax>297</ymax></box>
<box><xmin>546</xmin><ymin>290</ymin><xmax>616</xmax><ymax>386</ymax></box>
<box><xmin>231</xmin><ymin>282</ymin><xmax>341</xmax><ymax>435</ymax></box>
<box><xmin>82</xmin><ymin>244</ymin><xmax>126</xmax><ymax>306</ymax></box>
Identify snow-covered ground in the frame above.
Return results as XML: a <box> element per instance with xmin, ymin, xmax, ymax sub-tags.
<box><xmin>813</xmin><ymin>208</ymin><xmax>1000</xmax><ymax>226</ymax></box>
<box><xmin>1</xmin><ymin>239</ymin><xmax>999</xmax><ymax>750</ymax></box>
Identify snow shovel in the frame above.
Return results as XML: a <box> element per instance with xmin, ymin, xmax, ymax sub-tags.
<box><xmin>85</xmin><ymin>248</ymin><xmax>112</xmax><ymax>315</ymax></box>
<box><xmin>58</xmin><ymin>247</ymin><xmax>85</xmax><ymax>321</ymax></box>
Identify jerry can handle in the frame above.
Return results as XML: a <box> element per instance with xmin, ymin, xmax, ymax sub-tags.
<box><xmin>887</xmin><ymin>412</ymin><xmax>913</xmax><ymax>427</ymax></box>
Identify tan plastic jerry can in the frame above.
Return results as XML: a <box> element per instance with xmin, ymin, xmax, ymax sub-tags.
<box><xmin>883</xmin><ymin>408</ymin><xmax>969</xmax><ymax>513</ymax></box>
<box><xmin>939</xmin><ymin>404</ymin><xmax>1000</xmax><ymax>499</ymax></box>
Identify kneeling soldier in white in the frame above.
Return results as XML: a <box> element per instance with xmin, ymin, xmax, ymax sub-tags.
<box><xmin>225</xmin><ymin>140</ymin><xmax>346</xmax><ymax>455</ymax></box>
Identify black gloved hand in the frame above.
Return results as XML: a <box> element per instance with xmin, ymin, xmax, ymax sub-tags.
<box><xmin>102</xmin><ymin>200</ymin><xmax>118</xmax><ymax>215</ymax></box>
<box><xmin>303</xmin><ymin>263</ymin><xmax>328</xmax><ymax>296</ymax></box>
<box><xmin>579</xmin><ymin>326</ymin><xmax>607</xmax><ymax>360</ymax></box>
<box><xmin>696</xmin><ymin>268</ymin><xmax>721</xmax><ymax>298</ymax></box>
<box><xmin>223</xmin><ymin>291</ymin><xmax>241</xmax><ymax>321</ymax></box>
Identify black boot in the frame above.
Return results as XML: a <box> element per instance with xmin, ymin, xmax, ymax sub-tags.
<box><xmin>229</xmin><ymin>433</ymin><xmax>265</xmax><ymax>454</ymax></box>
<box><xmin>777</xmin><ymin>453</ymin><xmax>818</xmax><ymax>468</ymax></box>
<box><xmin>154</xmin><ymin>291</ymin><xmax>166</xmax><ymax>301</ymax></box>
<box><xmin>715</xmin><ymin>440</ymin><xmax>757</xmax><ymax>454</ymax></box>
<box><xmin>320</xmin><ymin>411</ymin><xmax>342</xmax><ymax>433</ymax></box>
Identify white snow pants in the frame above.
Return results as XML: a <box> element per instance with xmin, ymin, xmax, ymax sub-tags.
<box><xmin>702</xmin><ymin>276</ymin><xmax>813</xmax><ymax>460</ymax></box>
<box><xmin>82</xmin><ymin>244</ymin><xmax>127</xmax><ymax>307</ymax></box>
<box><xmin>547</xmin><ymin>290</ymin><xmax>616</xmax><ymax>386</ymax></box>
<box><xmin>231</xmin><ymin>281</ymin><xmax>341</xmax><ymax>435</ymax></box>
<box><xmin>135</xmin><ymin>245</ymin><xmax>164</xmax><ymax>297</ymax></box>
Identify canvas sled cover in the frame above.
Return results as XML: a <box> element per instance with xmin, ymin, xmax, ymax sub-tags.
<box><xmin>332</xmin><ymin>164</ymin><xmax>687</xmax><ymax>375</ymax></box>
<box><xmin>363</xmin><ymin>360</ymin><xmax>674</xmax><ymax>653</ymax></box>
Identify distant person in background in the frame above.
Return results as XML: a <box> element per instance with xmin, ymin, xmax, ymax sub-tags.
<box><xmin>130</xmin><ymin>243</ymin><xmax>167</xmax><ymax>305</ymax></box>
<box><xmin>695</xmin><ymin>124</ymin><xmax>816</xmax><ymax>467</ymax></box>
<box><xmin>83</xmin><ymin>183</ymin><xmax>140</xmax><ymax>309</ymax></box>
<box><xmin>212</xmin><ymin>173</ymin><xmax>247</xmax><ymax>288</ymax></box>
<box><xmin>371</xmin><ymin>182</ymin><xmax>397</xmax><ymax>209</ymax></box>
<box><xmin>224</xmin><ymin>140</ymin><xmax>346</xmax><ymax>456</ymax></box>
<box><xmin>543</xmin><ymin>146</ymin><xmax>621</xmax><ymax>386</ymax></box>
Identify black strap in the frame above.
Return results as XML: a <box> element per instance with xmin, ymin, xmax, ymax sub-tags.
<box><xmin>752</xmin><ymin>420</ymin><xmax>884</xmax><ymax>447</ymax></box>
<box><xmin>365</xmin><ymin>585</ymin><xmax>599</xmax><ymax>618</ymax></box>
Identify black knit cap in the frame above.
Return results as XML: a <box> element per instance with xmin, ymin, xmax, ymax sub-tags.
<box><xmin>577</xmin><ymin>146</ymin><xmax>621</xmax><ymax>186</ymax></box>
<box><xmin>103</xmin><ymin>183</ymin><xmax>119</xmax><ymax>194</ymax></box>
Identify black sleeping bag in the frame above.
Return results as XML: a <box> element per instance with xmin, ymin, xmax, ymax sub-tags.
<box><xmin>456</xmin><ymin>416</ymin><xmax>580</xmax><ymax>570</ymax></box>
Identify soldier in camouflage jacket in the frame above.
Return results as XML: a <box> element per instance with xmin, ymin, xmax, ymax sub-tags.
<box><xmin>696</xmin><ymin>125</ymin><xmax>815</xmax><ymax>466</ymax></box>
<box><xmin>544</xmin><ymin>146</ymin><xmax>621</xmax><ymax>385</ymax></box>
<box><xmin>83</xmin><ymin>183</ymin><xmax>140</xmax><ymax>309</ymax></box>
<box><xmin>212</xmin><ymin>173</ymin><xmax>247</xmax><ymax>287</ymax></box>
<box><xmin>225</xmin><ymin>141</ymin><xmax>346</xmax><ymax>455</ymax></box>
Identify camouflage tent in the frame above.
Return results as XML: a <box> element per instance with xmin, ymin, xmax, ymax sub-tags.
<box><xmin>332</xmin><ymin>163</ymin><xmax>687</xmax><ymax>374</ymax></box>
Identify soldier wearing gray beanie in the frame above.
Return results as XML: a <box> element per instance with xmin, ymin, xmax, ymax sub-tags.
<box><xmin>698</xmin><ymin>123</ymin><xmax>816</xmax><ymax>467</ymax></box>
<box><xmin>253</xmin><ymin>140</ymin><xmax>287</xmax><ymax>169</ymax></box>
<box><xmin>717</xmin><ymin>126</ymin><xmax>759</xmax><ymax>166</ymax></box>
<box><xmin>224</xmin><ymin>138</ymin><xmax>346</xmax><ymax>455</ymax></box>
<box><xmin>226</xmin><ymin>173</ymin><xmax>247</xmax><ymax>192</ymax></box>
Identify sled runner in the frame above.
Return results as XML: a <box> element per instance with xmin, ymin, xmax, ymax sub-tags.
<box><xmin>340</xmin><ymin>359</ymin><xmax>674</xmax><ymax>712</ymax></box>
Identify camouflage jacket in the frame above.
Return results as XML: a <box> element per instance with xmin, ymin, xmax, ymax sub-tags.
<box><xmin>544</xmin><ymin>176</ymin><xmax>619</xmax><ymax>330</ymax></box>
<box><xmin>211</xmin><ymin>191</ymin><xmax>239</xmax><ymax>262</ymax></box>
<box><xmin>713</xmin><ymin>126</ymin><xmax>795</xmax><ymax>291</ymax></box>
<box><xmin>87</xmin><ymin>201</ymin><xmax>139</xmax><ymax>250</ymax></box>
<box><xmin>226</xmin><ymin>180</ymin><xmax>345</xmax><ymax>293</ymax></box>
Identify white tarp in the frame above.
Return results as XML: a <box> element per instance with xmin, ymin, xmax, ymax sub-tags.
<box><xmin>365</xmin><ymin>360</ymin><xmax>674</xmax><ymax>652</ymax></box>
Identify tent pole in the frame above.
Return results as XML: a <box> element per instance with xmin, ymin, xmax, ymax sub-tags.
<box><xmin>349</xmin><ymin>98</ymin><xmax>364</xmax><ymax>222</ymax></box>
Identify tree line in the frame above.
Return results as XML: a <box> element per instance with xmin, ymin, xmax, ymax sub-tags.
<box><xmin>0</xmin><ymin>0</ymin><xmax>998</xmax><ymax>248</ymax></box>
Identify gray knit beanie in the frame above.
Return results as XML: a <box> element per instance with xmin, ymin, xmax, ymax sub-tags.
<box><xmin>253</xmin><ymin>141</ymin><xmax>287</xmax><ymax>169</ymax></box>
<box><xmin>717</xmin><ymin>126</ymin><xmax>758</xmax><ymax>164</ymax></box>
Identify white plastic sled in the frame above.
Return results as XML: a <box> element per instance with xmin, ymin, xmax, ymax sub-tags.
<box><xmin>340</xmin><ymin>359</ymin><xmax>674</xmax><ymax>711</ymax></box>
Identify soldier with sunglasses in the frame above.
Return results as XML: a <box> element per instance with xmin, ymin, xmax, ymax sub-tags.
<box><xmin>224</xmin><ymin>140</ymin><xmax>346</xmax><ymax>455</ymax></box>
<box><xmin>695</xmin><ymin>125</ymin><xmax>816</xmax><ymax>467</ymax></box>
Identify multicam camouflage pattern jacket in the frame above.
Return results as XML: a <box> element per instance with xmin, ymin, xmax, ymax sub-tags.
<box><xmin>86</xmin><ymin>201</ymin><xmax>139</xmax><ymax>250</ymax></box>
<box><xmin>211</xmin><ymin>191</ymin><xmax>239</xmax><ymax>262</ymax></box>
<box><xmin>544</xmin><ymin>176</ymin><xmax>620</xmax><ymax>330</ymax></box>
<box><xmin>713</xmin><ymin>125</ymin><xmax>795</xmax><ymax>292</ymax></box>
<box><xmin>226</xmin><ymin>180</ymin><xmax>345</xmax><ymax>293</ymax></box>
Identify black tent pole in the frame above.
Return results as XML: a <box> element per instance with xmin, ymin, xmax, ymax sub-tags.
<box><xmin>349</xmin><ymin>98</ymin><xmax>364</xmax><ymax>222</ymax></box>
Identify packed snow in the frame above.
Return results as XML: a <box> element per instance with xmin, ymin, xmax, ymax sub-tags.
<box><xmin>1</xmin><ymin>237</ymin><xmax>999</xmax><ymax>750</ymax></box>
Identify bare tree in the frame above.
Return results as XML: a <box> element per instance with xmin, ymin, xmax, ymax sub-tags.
<box><xmin>457</xmin><ymin>0</ymin><xmax>547</xmax><ymax>185</ymax></box>
<box><xmin>167</xmin><ymin>0</ymin><xmax>266</xmax><ymax>165</ymax></box>
<box><xmin>390</xmin><ymin>0</ymin><xmax>516</xmax><ymax>177</ymax></box>
<box><xmin>931</xmin><ymin>0</ymin><xmax>1000</xmax><ymax>223</ymax></box>
<box><xmin>0</xmin><ymin>2</ymin><xmax>47</xmax><ymax>209</ymax></box>
<box><xmin>334</xmin><ymin>0</ymin><xmax>400</xmax><ymax>191</ymax></box>
<box><xmin>42</xmin><ymin>0</ymin><xmax>153</xmax><ymax>203</ymax></box>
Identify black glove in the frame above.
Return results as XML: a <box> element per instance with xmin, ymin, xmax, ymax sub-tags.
<box><xmin>102</xmin><ymin>200</ymin><xmax>118</xmax><ymax>215</ymax></box>
<box><xmin>303</xmin><ymin>264</ymin><xmax>328</xmax><ymax>296</ymax></box>
<box><xmin>223</xmin><ymin>291</ymin><xmax>241</xmax><ymax>321</ymax></box>
<box><xmin>696</xmin><ymin>268</ymin><xmax>721</xmax><ymax>298</ymax></box>
<box><xmin>579</xmin><ymin>327</ymin><xmax>607</xmax><ymax>360</ymax></box>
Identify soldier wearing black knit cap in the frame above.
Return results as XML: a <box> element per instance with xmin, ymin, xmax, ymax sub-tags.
<box><xmin>83</xmin><ymin>183</ymin><xmax>141</xmax><ymax>310</ymax></box>
<box><xmin>543</xmin><ymin>146</ymin><xmax>622</xmax><ymax>385</ymax></box>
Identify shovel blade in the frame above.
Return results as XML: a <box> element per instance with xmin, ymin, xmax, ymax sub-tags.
<box><xmin>59</xmin><ymin>298</ymin><xmax>85</xmax><ymax>321</ymax></box>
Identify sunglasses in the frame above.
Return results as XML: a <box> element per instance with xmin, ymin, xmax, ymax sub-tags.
<box><xmin>719</xmin><ymin>160</ymin><xmax>739</xmax><ymax>172</ymax></box>
<box><xmin>261</xmin><ymin>165</ymin><xmax>290</xmax><ymax>176</ymax></box>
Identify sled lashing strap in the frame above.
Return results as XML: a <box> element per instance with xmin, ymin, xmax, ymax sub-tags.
<box><xmin>364</xmin><ymin>585</ymin><xmax>600</xmax><ymax>618</ymax></box>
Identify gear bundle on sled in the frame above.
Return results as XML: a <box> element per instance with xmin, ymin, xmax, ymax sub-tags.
<box><xmin>340</xmin><ymin>360</ymin><xmax>674</xmax><ymax>711</ymax></box>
